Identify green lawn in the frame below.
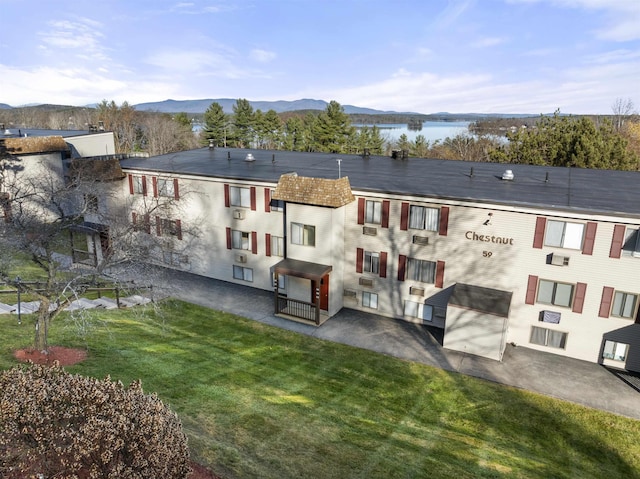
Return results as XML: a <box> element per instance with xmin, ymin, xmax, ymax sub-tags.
<box><xmin>1</xmin><ymin>300</ymin><xmax>639</xmax><ymax>479</ymax></box>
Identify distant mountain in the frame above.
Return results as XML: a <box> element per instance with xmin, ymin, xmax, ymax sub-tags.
<box><xmin>133</xmin><ymin>98</ymin><xmax>410</xmax><ymax>115</ymax></box>
<box><xmin>0</xmin><ymin>103</ymin><xmax>12</xmax><ymax>109</ymax></box>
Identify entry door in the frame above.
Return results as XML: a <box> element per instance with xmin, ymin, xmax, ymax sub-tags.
<box><xmin>320</xmin><ymin>274</ymin><xmax>329</xmax><ymax>311</ymax></box>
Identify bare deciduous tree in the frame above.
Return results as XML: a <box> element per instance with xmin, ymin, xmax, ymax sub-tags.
<box><xmin>0</xmin><ymin>145</ymin><xmax>200</xmax><ymax>351</ymax></box>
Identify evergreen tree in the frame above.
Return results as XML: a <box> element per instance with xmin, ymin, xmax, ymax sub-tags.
<box><xmin>489</xmin><ymin>111</ymin><xmax>637</xmax><ymax>170</ymax></box>
<box><xmin>312</xmin><ymin>101</ymin><xmax>355</xmax><ymax>153</ymax></box>
<box><xmin>232</xmin><ymin>98</ymin><xmax>255</xmax><ymax>148</ymax></box>
<box><xmin>201</xmin><ymin>102</ymin><xmax>227</xmax><ymax>147</ymax></box>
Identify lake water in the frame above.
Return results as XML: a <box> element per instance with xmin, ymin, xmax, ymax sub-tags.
<box><xmin>355</xmin><ymin>120</ymin><xmax>471</xmax><ymax>144</ymax></box>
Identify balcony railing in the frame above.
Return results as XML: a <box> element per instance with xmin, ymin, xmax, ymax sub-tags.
<box><xmin>276</xmin><ymin>295</ymin><xmax>319</xmax><ymax>325</ymax></box>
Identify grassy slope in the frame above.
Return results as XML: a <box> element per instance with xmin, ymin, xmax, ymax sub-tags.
<box><xmin>1</xmin><ymin>300</ymin><xmax>639</xmax><ymax>479</ymax></box>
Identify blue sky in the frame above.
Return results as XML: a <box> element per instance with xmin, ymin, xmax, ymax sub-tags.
<box><xmin>0</xmin><ymin>0</ymin><xmax>638</xmax><ymax>114</ymax></box>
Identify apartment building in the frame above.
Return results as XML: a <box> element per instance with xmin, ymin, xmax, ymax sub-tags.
<box><xmin>3</xmin><ymin>129</ymin><xmax>640</xmax><ymax>372</ymax></box>
<box><xmin>119</xmin><ymin>146</ymin><xmax>640</xmax><ymax>373</ymax></box>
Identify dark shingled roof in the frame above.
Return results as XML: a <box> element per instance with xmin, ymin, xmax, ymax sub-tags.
<box><xmin>119</xmin><ymin>147</ymin><xmax>640</xmax><ymax>219</ymax></box>
<box><xmin>449</xmin><ymin>283</ymin><xmax>513</xmax><ymax>318</ymax></box>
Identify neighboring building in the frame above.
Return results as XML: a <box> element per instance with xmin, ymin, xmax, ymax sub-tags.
<box><xmin>3</xmin><ymin>128</ymin><xmax>640</xmax><ymax>373</ymax></box>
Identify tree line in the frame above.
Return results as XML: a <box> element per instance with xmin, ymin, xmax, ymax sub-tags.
<box><xmin>2</xmin><ymin>97</ymin><xmax>638</xmax><ymax>170</ymax></box>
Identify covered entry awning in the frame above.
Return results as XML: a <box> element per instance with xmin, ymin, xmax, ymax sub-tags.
<box><xmin>271</xmin><ymin>258</ymin><xmax>332</xmax><ymax>326</ymax></box>
<box><xmin>271</xmin><ymin>258</ymin><xmax>332</xmax><ymax>280</ymax></box>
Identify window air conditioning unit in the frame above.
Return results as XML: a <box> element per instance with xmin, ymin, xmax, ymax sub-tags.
<box><xmin>550</xmin><ymin>253</ymin><xmax>570</xmax><ymax>266</ymax></box>
<box><xmin>343</xmin><ymin>289</ymin><xmax>357</xmax><ymax>298</ymax></box>
<box><xmin>539</xmin><ymin>310</ymin><xmax>561</xmax><ymax>324</ymax></box>
<box><xmin>363</xmin><ymin>226</ymin><xmax>377</xmax><ymax>236</ymax></box>
<box><xmin>410</xmin><ymin>286</ymin><xmax>425</xmax><ymax>296</ymax></box>
<box><xmin>413</xmin><ymin>235</ymin><xmax>429</xmax><ymax>246</ymax></box>
<box><xmin>359</xmin><ymin>277</ymin><xmax>374</xmax><ymax>287</ymax></box>
<box><xmin>235</xmin><ymin>253</ymin><xmax>247</xmax><ymax>263</ymax></box>
<box><xmin>233</xmin><ymin>209</ymin><xmax>245</xmax><ymax>220</ymax></box>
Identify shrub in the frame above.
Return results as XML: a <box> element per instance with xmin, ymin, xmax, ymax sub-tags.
<box><xmin>0</xmin><ymin>363</ymin><xmax>191</xmax><ymax>478</ymax></box>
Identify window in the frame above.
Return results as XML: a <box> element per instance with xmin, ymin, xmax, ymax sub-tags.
<box><xmin>365</xmin><ymin>200</ymin><xmax>381</xmax><ymax>224</ymax></box>
<box><xmin>362</xmin><ymin>292</ymin><xmax>378</xmax><ymax>309</ymax></box>
<box><xmin>404</xmin><ymin>300</ymin><xmax>433</xmax><ymax>321</ymax></box>
<box><xmin>364</xmin><ymin>251</ymin><xmax>380</xmax><ymax>274</ymax></box>
<box><xmin>230</xmin><ymin>186</ymin><xmax>251</xmax><ymax>207</ymax></box>
<box><xmin>409</xmin><ymin>206</ymin><xmax>439</xmax><ymax>231</ymax></box>
<box><xmin>233</xmin><ymin>265</ymin><xmax>253</xmax><ymax>282</ymax></box>
<box><xmin>603</xmin><ymin>340</ymin><xmax>628</xmax><ymax>362</ymax></box>
<box><xmin>270</xmin><ymin>235</ymin><xmax>284</xmax><ymax>257</ymax></box>
<box><xmin>611</xmin><ymin>291</ymin><xmax>638</xmax><ymax>319</ymax></box>
<box><xmin>537</xmin><ymin>280</ymin><xmax>574</xmax><ymax>308</ymax></box>
<box><xmin>232</xmin><ymin>230</ymin><xmax>251</xmax><ymax>250</ymax></box>
<box><xmin>544</xmin><ymin>220</ymin><xmax>584</xmax><ymax>249</ymax></box>
<box><xmin>622</xmin><ymin>228</ymin><xmax>640</xmax><ymax>257</ymax></box>
<box><xmin>160</xmin><ymin>218</ymin><xmax>181</xmax><ymax>237</ymax></box>
<box><xmin>163</xmin><ymin>251</ymin><xmax>188</xmax><ymax>266</ymax></box>
<box><xmin>132</xmin><ymin>175</ymin><xmax>146</xmax><ymax>195</ymax></box>
<box><xmin>530</xmin><ymin>326</ymin><xmax>567</xmax><ymax>349</ymax></box>
<box><xmin>291</xmin><ymin>223</ymin><xmax>315</xmax><ymax>246</ymax></box>
<box><xmin>406</xmin><ymin>258</ymin><xmax>436</xmax><ymax>283</ymax></box>
<box><xmin>270</xmin><ymin>189</ymin><xmax>284</xmax><ymax>212</ymax></box>
<box><xmin>132</xmin><ymin>212</ymin><xmax>151</xmax><ymax>234</ymax></box>
<box><xmin>157</xmin><ymin>178</ymin><xmax>175</xmax><ymax>197</ymax></box>
<box><xmin>84</xmin><ymin>194</ymin><xmax>98</xmax><ymax>213</ymax></box>
<box><xmin>272</xmin><ymin>273</ymin><xmax>286</xmax><ymax>292</ymax></box>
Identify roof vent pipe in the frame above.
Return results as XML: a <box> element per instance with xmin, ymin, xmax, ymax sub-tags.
<box><xmin>502</xmin><ymin>169</ymin><xmax>514</xmax><ymax>181</ymax></box>
<box><xmin>545</xmin><ymin>172</ymin><xmax>549</xmax><ymax>182</ymax></box>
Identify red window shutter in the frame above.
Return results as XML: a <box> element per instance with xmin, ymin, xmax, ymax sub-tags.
<box><xmin>251</xmin><ymin>231</ymin><xmax>258</xmax><ymax>254</ymax></box>
<box><xmin>128</xmin><ymin>175</ymin><xmax>134</xmax><ymax>195</ymax></box>
<box><xmin>397</xmin><ymin>255</ymin><xmax>407</xmax><ymax>281</ymax></box>
<box><xmin>174</xmin><ymin>179</ymin><xmax>180</xmax><ymax>200</ymax></box>
<box><xmin>533</xmin><ymin>217</ymin><xmax>546</xmax><ymax>248</ymax></box>
<box><xmin>152</xmin><ymin>177</ymin><xmax>158</xmax><ymax>197</ymax></box>
<box><xmin>224</xmin><ymin>184</ymin><xmax>230</xmax><ymax>207</ymax></box>
<box><xmin>144</xmin><ymin>214</ymin><xmax>150</xmax><ymax>234</ymax></box>
<box><xmin>379</xmin><ymin>252</ymin><xmax>387</xmax><ymax>278</ymax></box>
<box><xmin>572</xmin><ymin>282</ymin><xmax>587</xmax><ymax>313</ymax></box>
<box><xmin>599</xmin><ymin>287</ymin><xmax>614</xmax><ymax>318</ymax></box>
<box><xmin>142</xmin><ymin>176</ymin><xmax>148</xmax><ymax>196</ymax></box>
<box><xmin>131</xmin><ymin>212</ymin><xmax>137</xmax><ymax>224</ymax></box>
<box><xmin>357</xmin><ymin>198</ymin><xmax>365</xmax><ymax>225</ymax></box>
<box><xmin>156</xmin><ymin>216</ymin><xmax>161</xmax><ymax>236</ymax></box>
<box><xmin>264</xmin><ymin>189</ymin><xmax>271</xmax><ymax>213</ymax></box>
<box><xmin>381</xmin><ymin>201</ymin><xmax>390</xmax><ymax>228</ymax></box>
<box><xmin>265</xmin><ymin>233</ymin><xmax>271</xmax><ymax>256</ymax></box>
<box><xmin>176</xmin><ymin>219</ymin><xmax>182</xmax><ymax>240</ymax></box>
<box><xmin>582</xmin><ymin>222</ymin><xmax>597</xmax><ymax>255</ymax></box>
<box><xmin>400</xmin><ymin>202</ymin><xmax>409</xmax><ymax>231</ymax></box>
<box><xmin>439</xmin><ymin>206</ymin><xmax>449</xmax><ymax>236</ymax></box>
<box><xmin>609</xmin><ymin>225</ymin><xmax>625</xmax><ymax>258</ymax></box>
<box><xmin>525</xmin><ymin>275</ymin><xmax>538</xmax><ymax>305</ymax></box>
<box><xmin>435</xmin><ymin>260</ymin><xmax>445</xmax><ymax>288</ymax></box>
<box><xmin>226</xmin><ymin>227</ymin><xmax>232</xmax><ymax>249</ymax></box>
<box><xmin>356</xmin><ymin>248</ymin><xmax>364</xmax><ymax>273</ymax></box>
<box><xmin>250</xmin><ymin>187</ymin><xmax>256</xmax><ymax>211</ymax></box>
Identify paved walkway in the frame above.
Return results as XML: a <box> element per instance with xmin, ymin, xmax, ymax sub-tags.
<box><xmin>157</xmin><ymin>269</ymin><xmax>640</xmax><ymax>420</ymax></box>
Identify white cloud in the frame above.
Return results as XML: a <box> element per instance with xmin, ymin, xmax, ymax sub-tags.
<box><xmin>38</xmin><ymin>17</ymin><xmax>111</xmax><ymax>64</ymax></box>
<box><xmin>249</xmin><ymin>49</ymin><xmax>276</xmax><ymax>63</ymax></box>
<box><xmin>507</xmin><ymin>0</ymin><xmax>640</xmax><ymax>41</ymax></box>
<box><xmin>471</xmin><ymin>36</ymin><xmax>507</xmax><ymax>48</ymax></box>
<box><xmin>305</xmin><ymin>61</ymin><xmax>638</xmax><ymax>114</ymax></box>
